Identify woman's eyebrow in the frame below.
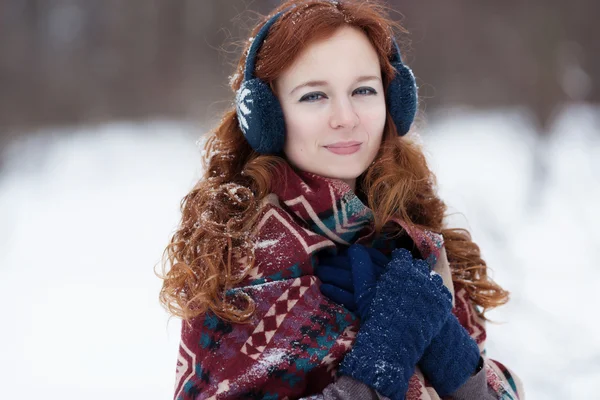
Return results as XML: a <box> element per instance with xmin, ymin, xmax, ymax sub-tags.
<box><xmin>289</xmin><ymin>75</ymin><xmax>382</xmax><ymax>95</ymax></box>
<box><xmin>355</xmin><ymin>75</ymin><xmax>381</xmax><ymax>84</ymax></box>
<box><xmin>290</xmin><ymin>80</ymin><xmax>328</xmax><ymax>95</ymax></box>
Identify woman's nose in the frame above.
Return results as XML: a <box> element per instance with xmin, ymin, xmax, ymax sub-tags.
<box><xmin>329</xmin><ymin>97</ymin><xmax>359</xmax><ymax>130</ymax></box>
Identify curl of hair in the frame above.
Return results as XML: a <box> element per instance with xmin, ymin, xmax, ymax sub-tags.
<box><xmin>159</xmin><ymin>0</ymin><xmax>508</xmax><ymax>323</ymax></box>
<box><xmin>361</xmin><ymin>116</ymin><xmax>509</xmax><ymax>317</ymax></box>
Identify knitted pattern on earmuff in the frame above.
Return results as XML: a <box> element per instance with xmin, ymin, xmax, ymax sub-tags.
<box><xmin>236</xmin><ymin>78</ymin><xmax>286</xmax><ymax>154</ymax></box>
<box><xmin>235</xmin><ymin>9</ymin><xmax>291</xmax><ymax>154</ymax></box>
<box><xmin>386</xmin><ymin>63</ymin><xmax>418</xmax><ymax>136</ymax></box>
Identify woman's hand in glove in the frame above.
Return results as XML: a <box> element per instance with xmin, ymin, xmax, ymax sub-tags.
<box><xmin>318</xmin><ymin>244</ymin><xmax>483</xmax><ymax>398</ymax></box>
<box><xmin>315</xmin><ymin>245</ymin><xmax>388</xmax><ymax>319</ymax></box>
<box><xmin>339</xmin><ymin>245</ymin><xmax>454</xmax><ymax>400</ymax></box>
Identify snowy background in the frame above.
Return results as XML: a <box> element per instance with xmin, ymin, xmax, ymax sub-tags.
<box><xmin>0</xmin><ymin>106</ymin><xmax>598</xmax><ymax>399</ymax></box>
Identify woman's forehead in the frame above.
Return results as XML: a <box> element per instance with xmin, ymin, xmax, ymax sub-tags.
<box><xmin>277</xmin><ymin>26</ymin><xmax>382</xmax><ymax>87</ymax></box>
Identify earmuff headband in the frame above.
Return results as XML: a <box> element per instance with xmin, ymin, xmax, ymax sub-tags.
<box><xmin>244</xmin><ymin>6</ymin><xmax>404</xmax><ymax>81</ymax></box>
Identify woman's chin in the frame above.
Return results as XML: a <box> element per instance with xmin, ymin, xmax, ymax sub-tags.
<box><xmin>319</xmin><ymin>170</ymin><xmax>362</xmax><ymax>183</ymax></box>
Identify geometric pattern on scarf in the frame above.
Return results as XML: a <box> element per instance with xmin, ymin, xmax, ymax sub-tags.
<box><xmin>172</xmin><ymin>161</ymin><xmax>523</xmax><ymax>399</ymax></box>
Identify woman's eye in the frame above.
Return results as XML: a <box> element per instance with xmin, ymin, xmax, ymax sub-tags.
<box><xmin>353</xmin><ymin>87</ymin><xmax>377</xmax><ymax>96</ymax></box>
<box><xmin>299</xmin><ymin>92</ymin><xmax>326</xmax><ymax>102</ymax></box>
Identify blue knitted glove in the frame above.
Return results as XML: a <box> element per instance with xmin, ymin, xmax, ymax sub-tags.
<box><xmin>316</xmin><ymin>246</ymin><xmax>388</xmax><ymax>318</ymax></box>
<box><xmin>316</xmin><ymin>249</ymin><xmax>357</xmax><ymax>312</ymax></box>
<box><xmin>348</xmin><ymin>245</ymin><xmax>389</xmax><ymax>320</ymax></box>
<box><xmin>418</xmin><ymin>314</ymin><xmax>482</xmax><ymax>396</ymax></box>
<box><xmin>339</xmin><ymin>247</ymin><xmax>453</xmax><ymax>400</ymax></box>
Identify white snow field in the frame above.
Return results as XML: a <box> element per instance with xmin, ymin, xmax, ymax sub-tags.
<box><xmin>0</xmin><ymin>106</ymin><xmax>598</xmax><ymax>399</ymax></box>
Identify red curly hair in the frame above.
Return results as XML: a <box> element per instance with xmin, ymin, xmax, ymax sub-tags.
<box><xmin>159</xmin><ymin>0</ymin><xmax>509</xmax><ymax>323</ymax></box>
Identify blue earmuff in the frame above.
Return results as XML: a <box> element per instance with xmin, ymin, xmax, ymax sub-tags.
<box><xmin>235</xmin><ymin>7</ymin><xmax>418</xmax><ymax>155</ymax></box>
<box><xmin>386</xmin><ymin>41</ymin><xmax>418</xmax><ymax>136</ymax></box>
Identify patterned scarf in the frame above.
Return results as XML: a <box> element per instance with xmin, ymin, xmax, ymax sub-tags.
<box><xmin>173</xmin><ymin>161</ymin><xmax>444</xmax><ymax>400</ymax></box>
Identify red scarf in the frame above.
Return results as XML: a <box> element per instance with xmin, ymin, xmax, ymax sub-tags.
<box><xmin>173</xmin><ymin>162</ymin><xmax>444</xmax><ymax>399</ymax></box>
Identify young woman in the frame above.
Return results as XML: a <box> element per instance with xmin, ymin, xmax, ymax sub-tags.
<box><xmin>160</xmin><ymin>1</ymin><xmax>524</xmax><ymax>399</ymax></box>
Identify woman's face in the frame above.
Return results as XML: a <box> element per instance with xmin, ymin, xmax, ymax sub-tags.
<box><xmin>274</xmin><ymin>26</ymin><xmax>387</xmax><ymax>191</ymax></box>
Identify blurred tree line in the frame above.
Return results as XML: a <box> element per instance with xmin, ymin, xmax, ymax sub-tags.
<box><xmin>0</xmin><ymin>0</ymin><xmax>598</xmax><ymax>145</ymax></box>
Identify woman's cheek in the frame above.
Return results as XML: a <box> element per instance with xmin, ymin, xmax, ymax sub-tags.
<box><xmin>362</xmin><ymin>111</ymin><xmax>385</xmax><ymax>136</ymax></box>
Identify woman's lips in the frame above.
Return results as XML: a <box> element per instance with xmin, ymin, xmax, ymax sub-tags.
<box><xmin>324</xmin><ymin>141</ymin><xmax>362</xmax><ymax>155</ymax></box>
